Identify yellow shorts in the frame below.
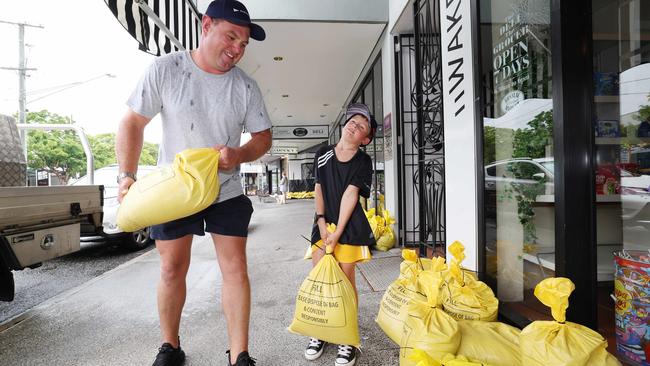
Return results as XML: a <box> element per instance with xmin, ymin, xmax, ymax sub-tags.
<box><xmin>310</xmin><ymin>240</ymin><xmax>372</xmax><ymax>264</ymax></box>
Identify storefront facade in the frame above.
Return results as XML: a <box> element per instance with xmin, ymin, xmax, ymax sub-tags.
<box><xmin>378</xmin><ymin>0</ymin><xmax>650</xmax><ymax>355</ymax></box>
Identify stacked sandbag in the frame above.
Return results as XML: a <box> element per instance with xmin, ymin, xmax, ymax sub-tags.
<box><xmin>455</xmin><ymin>320</ymin><xmax>521</xmax><ymax>366</ymax></box>
<box><xmin>400</xmin><ymin>272</ymin><xmax>461</xmax><ymax>365</ymax></box>
<box><xmin>407</xmin><ymin>350</ymin><xmax>495</xmax><ymax>366</ymax></box>
<box><xmin>441</xmin><ymin>241</ymin><xmax>498</xmax><ymax>321</ymax></box>
<box><xmin>375</xmin><ymin>251</ymin><xmax>437</xmax><ymax>344</ymax></box>
<box><xmin>287</xmin><ymin>191</ymin><xmax>315</xmax><ymax>199</ymax></box>
<box><xmin>365</xmin><ymin>208</ymin><xmax>397</xmax><ymax>251</ymax></box>
<box><xmin>117</xmin><ymin>148</ymin><xmax>220</xmax><ymax>232</ymax></box>
<box><xmin>520</xmin><ymin>277</ymin><xmax>622</xmax><ymax>366</ymax></box>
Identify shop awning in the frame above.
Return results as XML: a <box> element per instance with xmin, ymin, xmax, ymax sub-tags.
<box><xmin>104</xmin><ymin>0</ymin><xmax>201</xmax><ymax>56</ymax></box>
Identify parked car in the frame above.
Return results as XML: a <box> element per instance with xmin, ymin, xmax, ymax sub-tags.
<box><xmin>70</xmin><ymin>164</ymin><xmax>158</xmax><ymax>250</ymax></box>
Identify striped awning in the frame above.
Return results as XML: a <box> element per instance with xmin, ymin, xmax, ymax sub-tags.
<box><xmin>104</xmin><ymin>0</ymin><xmax>202</xmax><ymax>56</ymax></box>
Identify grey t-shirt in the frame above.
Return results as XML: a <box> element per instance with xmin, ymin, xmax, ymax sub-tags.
<box><xmin>127</xmin><ymin>51</ymin><xmax>271</xmax><ymax>203</ymax></box>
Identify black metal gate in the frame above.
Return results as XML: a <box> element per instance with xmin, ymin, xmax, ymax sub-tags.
<box><xmin>395</xmin><ymin>0</ymin><xmax>445</xmax><ymax>257</ymax></box>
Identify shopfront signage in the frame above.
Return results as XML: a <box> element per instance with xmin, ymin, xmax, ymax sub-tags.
<box><xmin>500</xmin><ymin>90</ymin><xmax>524</xmax><ymax>113</ymax></box>
<box><xmin>270</xmin><ymin>146</ymin><xmax>298</xmax><ymax>154</ymax></box>
<box><xmin>440</xmin><ymin>0</ymin><xmax>479</xmax><ymax>271</ymax></box>
<box><xmin>272</xmin><ymin>125</ymin><xmax>329</xmax><ymax>139</ymax></box>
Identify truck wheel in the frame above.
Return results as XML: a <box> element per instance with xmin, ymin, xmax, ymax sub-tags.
<box><xmin>122</xmin><ymin>226</ymin><xmax>153</xmax><ymax>251</ymax></box>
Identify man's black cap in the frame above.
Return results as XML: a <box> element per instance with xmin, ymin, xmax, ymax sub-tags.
<box><xmin>204</xmin><ymin>0</ymin><xmax>266</xmax><ymax>41</ymax></box>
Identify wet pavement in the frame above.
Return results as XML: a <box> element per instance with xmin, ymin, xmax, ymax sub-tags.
<box><xmin>0</xmin><ymin>198</ymin><xmax>401</xmax><ymax>366</ymax></box>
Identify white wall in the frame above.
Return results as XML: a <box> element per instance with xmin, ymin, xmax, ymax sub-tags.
<box><xmin>440</xmin><ymin>0</ymin><xmax>479</xmax><ymax>271</ymax></box>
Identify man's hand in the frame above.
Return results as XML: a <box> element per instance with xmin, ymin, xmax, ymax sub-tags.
<box><xmin>214</xmin><ymin>144</ymin><xmax>242</xmax><ymax>170</ymax></box>
<box><xmin>117</xmin><ymin>177</ymin><xmax>136</xmax><ymax>203</ymax></box>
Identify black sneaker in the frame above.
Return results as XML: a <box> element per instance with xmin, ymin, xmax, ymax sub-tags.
<box><xmin>226</xmin><ymin>350</ymin><xmax>257</xmax><ymax>366</ymax></box>
<box><xmin>152</xmin><ymin>343</ymin><xmax>185</xmax><ymax>366</ymax></box>
<box><xmin>335</xmin><ymin>345</ymin><xmax>357</xmax><ymax>366</ymax></box>
<box><xmin>304</xmin><ymin>338</ymin><xmax>327</xmax><ymax>361</ymax></box>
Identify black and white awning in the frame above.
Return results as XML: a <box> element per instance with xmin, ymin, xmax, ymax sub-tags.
<box><xmin>104</xmin><ymin>0</ymin><xmax>202</xmax><ymax>56</ymax></box>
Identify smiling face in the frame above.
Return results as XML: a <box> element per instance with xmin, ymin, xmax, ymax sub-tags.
<box><xmin>197</xmin><ymin>17</ymin><xmax>250</xmax><ymax>74</ymax></box>
<box><xmin>343</xmin><ymin>114</ymin><xmax>372</xmax><ymax>146</ymax></box>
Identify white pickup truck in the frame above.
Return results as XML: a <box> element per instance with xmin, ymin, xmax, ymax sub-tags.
<box><xmin>0</xmin><ymin>114</ymin><xmax>103</xmax><ymax>302</ymax></box>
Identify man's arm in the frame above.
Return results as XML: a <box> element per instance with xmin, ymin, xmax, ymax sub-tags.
<box><xmin>215</xmin><ymin>128</ymin><xmax>272</xmax><ymax>170</ymax></box>
<box><xmin>326</xmin><ymin>185</ymin><xmax>360</xmax><ymax>248</ymax></box>
<box><xmin>115</xmin><ymin>108</ymin><xmax>152</xmax><ymax>201</ymax></box>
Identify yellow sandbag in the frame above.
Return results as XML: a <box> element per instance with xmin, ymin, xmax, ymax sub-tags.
<box><xmin>407</xmin><ymin>351</ymin><xmax>493</xmax><ymax>366</ymax></box>
<box><xmin>400</xmin><ymin>273</ymin><xmax>460</xmax><ymax>365</ymax></box>
<box><xmin>377</xmin><ymin>257</ymin><xmax>447</xmax><ymax>345</ymax></box>
<box><xmin>456</xmin><ymin>320</ymin><xmax>521</xmax><ymax>366</ymax></box>
<box><xmin>441</xmin><ymin>241</ymin><xmax>498</xmax><ymax>321</ymax></box>
<box><xmin>117</xmin><ymin>148</ymin><xmax>220</xmax><ymax>232</ymax></box>
<box><xmin>288</xmin><ymin>246</ymin><xmax>359</xmax><ymax>347</ymax></box>
<box><xmin>376</xmin><ymin>226</ymin><xmax>396</xmax><ymax>251</ymax></box>
<box><xmin>400</xmin><ymin>249</ymin><xmax>433</xmax><ymax>281</ymax></box>
<box><xmin>520</xmin><ymin>277</ymin><xmax>621</xmax><ymax>366</ymax></box>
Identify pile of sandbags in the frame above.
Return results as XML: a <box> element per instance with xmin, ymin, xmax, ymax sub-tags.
<box><xmin>376</xmin><ymin>243</ymin><xmax>621</xmax><ymax>366</ymax></box>
<box><xmin>287</xmin><ymin>191</ymin><xmax>315</xmax><ymax>199</ymax></box>
<box><xmin>365</xmin><ymin>208</ymin><xmax>397</xmax><ymax>251</ymax></box>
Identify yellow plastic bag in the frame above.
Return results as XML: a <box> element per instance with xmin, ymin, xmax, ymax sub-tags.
<box><xmin>441</xmin><ymin>241</ymin><xmax>498</xmax><ymax>321</ymax></box>
<box><xmin>117</xmin><ymin>148</ymin><xmax>220</xmax><ymax>232</ymax></box>
<box><xmin>288</xmin><ymin>246</ymin><xmax>359</xmax><ymax>347</ymax></box>
<box><xmin>455</xmin><ymin>320</ymin><xmax>521</xmax><ymax>366</ymax></box>
<box><xmin>377</xmin><ymin>257</ymin><xmax>446</xmax><ymax>345</ymax></box>
<box><xmin>376</xmin><ymin>226</ymin><xmax>396</xmax><ymax>251</ymax></box>
<box><xmin>520</xmin><ymin>277</ymin><xmax>622</xmax><ymax>366</ymax></box>
<box><xmin>400</xmin><ymin>273</ymin><xmax>461</xmax><ymax>365</ymax></box>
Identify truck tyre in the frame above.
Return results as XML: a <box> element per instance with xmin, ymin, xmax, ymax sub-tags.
<box><xmin>0</xmin><ymin>264</ymin><xmax>14</xmax><ymax>302</ymax></box>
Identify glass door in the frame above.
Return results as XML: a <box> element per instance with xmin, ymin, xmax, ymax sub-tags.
<box><xmin>592</xmin><ymin>0</ymin><xmax>650</xmax><ymax>363</ymax></box>
<box><xmin>480</xmin><ymin>0</ymin><xmax>555</xmax><ymax>319</ymax></box>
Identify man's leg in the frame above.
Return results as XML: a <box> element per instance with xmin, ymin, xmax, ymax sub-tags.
<box><xmin>156</xmin><ymin>235</ymin><xmax>193</xmax><ymax>347</ymax></box>
<box><xmin>211</xmin><ymin>233</ymin><xmax>250</xmax><ymax>364</ymax></box>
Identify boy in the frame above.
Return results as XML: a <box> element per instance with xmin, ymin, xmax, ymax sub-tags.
<box><xmin>305</xmin><ymin>103</ymin><xmax>377</xmax><ymax>366</ymax></box>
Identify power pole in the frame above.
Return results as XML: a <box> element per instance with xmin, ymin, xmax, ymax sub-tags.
<box><xmin>0</xmin><ymin>19</ymin><xmax>43</xmax><ymax>162</ymax></box>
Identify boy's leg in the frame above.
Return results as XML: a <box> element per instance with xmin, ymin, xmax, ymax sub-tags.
<box><xmin>212</xmin><ymin>233</ymin><xmax>250</xmax><ymax>364</ymax></box>
<box><xmin>339</xmin><ymin>262</ymin><xmax>358</xmax><ymax>305</ymax></box>
<box><xmin>156</xmin><ymin>235</ymin><xmax>193</xmax><ymax>347</ymax></box>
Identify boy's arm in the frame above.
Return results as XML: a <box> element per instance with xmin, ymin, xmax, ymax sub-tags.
<box><xmin>327</xmin><ymin>185</ymin><xmax>360</xmax><ymax>248</ymax></box>
<box><xmin>315</xmin><ymin>183</ymin><xmax>329</xmax><ymax>242</ymax></box>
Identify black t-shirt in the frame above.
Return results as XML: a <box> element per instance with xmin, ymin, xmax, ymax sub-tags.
<box><xmin>310</xmin><ymin>145</ymin><xmax>376</xmax><ymax>246</ymax></box>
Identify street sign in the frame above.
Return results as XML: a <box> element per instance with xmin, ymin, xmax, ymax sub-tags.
<box><xmin>272</xmin><ymin>125</ymin><xmax>329</xmax><ymax>139</ymax></box>
<box><xmin>271</xmin><ymin>146</ymin><xmax>298</xmax><ymax>154</ymax></box>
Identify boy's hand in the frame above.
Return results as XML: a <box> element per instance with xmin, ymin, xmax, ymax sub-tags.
<box><xmin>325</xmin><ymin>230</ymin><xmax>342</xmax><ymax>250</ymax></box>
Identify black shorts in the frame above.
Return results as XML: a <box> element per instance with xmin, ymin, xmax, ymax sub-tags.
<box><xmin>150</xmin><ymin>195</ymin><xmax>254</xmax><ymax>240</ymax></box>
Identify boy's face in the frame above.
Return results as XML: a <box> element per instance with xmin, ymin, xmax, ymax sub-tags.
<box><xmin>344</xmin><ymin>114</ymin><xmax>372</xmax><ymax>145</ymax></box>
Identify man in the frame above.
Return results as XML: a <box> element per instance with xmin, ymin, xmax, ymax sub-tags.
<box><xmin>115</xmin><ymin>1</ymin><xmax>271</xmax><ymax>365</ymax></box>
<box><xmin>279</xmin><ymin>172</ymin><xmax>288</xmax><ymax>204</ymax></box>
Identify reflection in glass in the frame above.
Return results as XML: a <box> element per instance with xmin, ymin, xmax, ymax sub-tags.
<box><xmin>481</xmin><ymin>0</ymin><xmax>554</xmax><ymax>308</ymax></box>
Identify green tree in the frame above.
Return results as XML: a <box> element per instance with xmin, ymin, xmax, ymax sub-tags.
<box><xmin>25</xmin><ymin>110</ymin><xmax>158</xmax><ymax>184</ymax></box>
<box><xmin>512</xmin><ymin>110</ymin><xmax>553</xmax><ymax>159</ymax></box>
<box><xmin>26</xmin><ymin>110</ymin><xmax>86</xmax><ymax>184</ymax></box>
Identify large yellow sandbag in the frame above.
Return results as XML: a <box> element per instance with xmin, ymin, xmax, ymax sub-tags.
<box><xmin>456</xmin><ymin>320</ymin><xmax>521</xmax><ymax>366</ymax></box>
<box><xmin>400</xmin><ymin>249</ymin><xmax>432</xmax><ymax>281</ymax></box>
<box><xmin>288</xmin><ymin>246</ymin><xmax>359</xmax><ymax>347</ymax></box>
<box><xmin>400</xmin><ymin>273</ymin><xmax>460</xmax><ymax>365</ymax></box>
<box><xmin>377</xmin><ymin>257</ymin><xmax>446</xmax><ymax>345</ymax></box>
<box><xmin>441</xmin><ymin>241</ymin><xmax>498</xmax><ymax>321</ymax></box>
<box><xmin>407</xmin><ymin>350</ymin><xmax>494</xmax><ymax>366</ymax></box>
<box><xmin>520</xmin><ymin>277</ymin><xmax>622</xmax><ymax>366</ymax></box>
<box><xmin>117</xmin><ymin>148</ymin><xmax>220</xmax><ymax>232</ymax></box>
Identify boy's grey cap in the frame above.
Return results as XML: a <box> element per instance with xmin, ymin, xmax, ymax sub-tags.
<box><xmin>345</xmin><ymin>103</ymin><xmax>377</xmax><ymax>146</ymax></box>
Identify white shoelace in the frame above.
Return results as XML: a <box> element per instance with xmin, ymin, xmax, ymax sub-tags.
<box><xmin>337</xmin><ymin>345</ymin><xmax>353</xmax><ymax>357</ymax></box>
<box><xmin>308</xmin><ymin>338</ymin><xmax>323</xmax><ymax>348</ymax></box>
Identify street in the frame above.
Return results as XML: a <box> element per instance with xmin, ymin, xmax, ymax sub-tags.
<box><xmin>0</xmin><ymin>240</ymin><xmax>154</xmax><ymax>326</ymax></box>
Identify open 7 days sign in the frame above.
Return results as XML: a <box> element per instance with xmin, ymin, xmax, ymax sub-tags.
<box><xmin>272</xmin><ymin>125</ymin><xmax>329</xmax><ymax>140</ymax></box>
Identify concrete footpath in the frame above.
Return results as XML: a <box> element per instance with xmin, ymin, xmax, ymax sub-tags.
<box><xmin>0</xmin><ymin>198</ymin><xmax>402</xmax><ymax>365</ymax></box>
